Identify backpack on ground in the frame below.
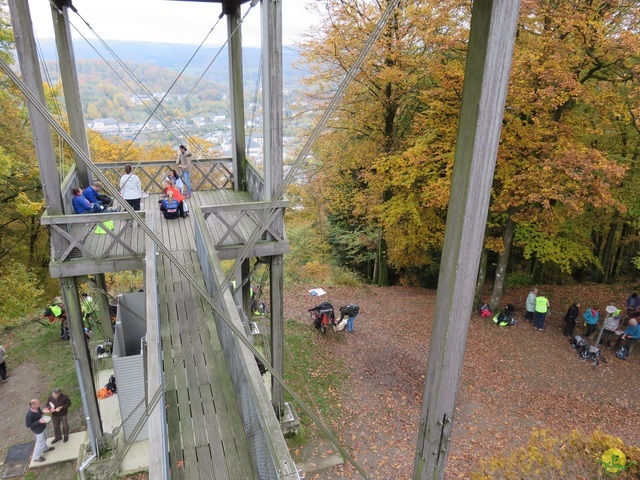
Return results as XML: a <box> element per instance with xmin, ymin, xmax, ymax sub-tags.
<box><xmin>616</xmin><ymin>345</ymin><xmax>629</xmax><ymax>360</ymax></box>
<box><xmin>570</xmin><ymin>335</ymin><xmax>587</xmax><ymax>350</ymax></box>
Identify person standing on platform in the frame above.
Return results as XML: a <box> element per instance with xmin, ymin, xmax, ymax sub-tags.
<box><xmin>47</xmin><ymin>387</ymin><xmax>72</xmax><ymax>444</ymax></box>
<box><xmin>534</xmin><ymin>292</ymin><xmax>550</xmax><ymax>331</ymax></box>
<box><xmin>119</xmin><ymin>164</ymin><xmax>143</xmax><ymax>211</ymax></box>
<box><xmin>26</xmin><ymin>399</ymin><xmax>54</xmax><ymax>462</ymax></box>
<box><xmin>175</xmin><ymin>145</ymin><xmax>193</xmax><ymax>198</ymax></box>
<box><xmin>525</xmin><ymin>288</ymin><xmax>537</xmax><ymax>324</ymax></box>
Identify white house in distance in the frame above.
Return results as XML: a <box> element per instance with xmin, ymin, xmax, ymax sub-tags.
<box><xmin>88</xmin><ymin>118</ymin><xmax>119</xmax><ymax>135</ymax></box>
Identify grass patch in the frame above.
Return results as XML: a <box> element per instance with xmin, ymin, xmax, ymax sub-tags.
<box><xmin>283</xmin><ymin>319</ymin><xmax>345</xmax><ymax>453</ymax></box>
<box><xmin>3</xmin><ymin>315</ymin><xmax>81</xmax><ymax>413</ymax></box>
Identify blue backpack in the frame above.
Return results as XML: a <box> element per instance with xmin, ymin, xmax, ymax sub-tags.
<box><xmin>616</xmin><ymin>345</ymin><xmax>629</xmax><ymax>360</ymax></box>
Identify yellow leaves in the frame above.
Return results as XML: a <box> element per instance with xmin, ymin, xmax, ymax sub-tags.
<box><xmin>14</xmin><ymin>191</ymin><xmax>44</xmax><ymax>217</ymax></box>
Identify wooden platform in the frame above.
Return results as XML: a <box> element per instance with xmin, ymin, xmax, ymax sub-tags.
<box><xmin>151</xmin><ymin>197</ymin><xmax>258</xmax><ymax>479</ymax></box>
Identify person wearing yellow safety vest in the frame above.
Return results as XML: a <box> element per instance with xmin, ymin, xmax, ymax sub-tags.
<box><xmin>534</xmin><ymin>293</ymin><xmax>550</xmax><ymax>331</ymax></box>
<box><xmin>44</xmin><ymin>298</ymin><xmax>68</xmax><ymax>340</ymax></box>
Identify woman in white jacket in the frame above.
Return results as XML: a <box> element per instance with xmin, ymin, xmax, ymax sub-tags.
<box><xmin>119</xmin><ymin>164</ymin><xmax>143</xmax><ymax>211</ymax></box>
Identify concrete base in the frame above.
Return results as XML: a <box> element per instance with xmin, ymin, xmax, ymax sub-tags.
<box><xmin>28</xmin><ymin>431</ymin><xmax>86</xmax><ymax>469</ymax></box>
<box><xmin>281</xmin><ymin>401</ymin><xmax>300</xmax><ymax>437</ymax></box>
<box><xmin>296</xmin><ymin>453</ymin><xmax>344</xmax><ymax>475</ymax></box>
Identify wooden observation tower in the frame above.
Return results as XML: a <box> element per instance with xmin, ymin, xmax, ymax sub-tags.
<box><xmin>6</xmin><ymin>0</ymin><xmax>295</xmax><ymax>478</ymax></box>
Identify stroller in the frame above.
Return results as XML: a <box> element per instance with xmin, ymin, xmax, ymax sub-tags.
<box><xmin>308</xmin><ymin>301</ymin><xmax>336</xmax><ymax>333</ymax></box>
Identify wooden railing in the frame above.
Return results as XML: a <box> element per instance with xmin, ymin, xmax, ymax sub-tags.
<box><xmin>41</xmin><ymin>211</ymin><xmax>146</xmax><ymax>276</ymax></box>
<box><xmin>245</xmin><ymin>163</ymin><xmax>264</xmax><ymax>201</ymax></box>
<box><xmin>93</xmin><ymin>158</ymin><xmax>234</xmax><ymax>193</ymax></box>
<box><xmin>201</xmin><ymin>200</ymin><xmax>288</xmax><ymax>256</ymax></box>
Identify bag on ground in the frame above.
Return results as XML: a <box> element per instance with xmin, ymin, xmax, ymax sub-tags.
<box><xmin>616</xmin><ymin>345</ymin><xmax>629</xmax><ymax>360</ymax></box>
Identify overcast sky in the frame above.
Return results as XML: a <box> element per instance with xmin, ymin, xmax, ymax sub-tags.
<box><xmin>28</xmin><ymin>0</ymin><xmax>321</xmax><ymax>47</ymax></box>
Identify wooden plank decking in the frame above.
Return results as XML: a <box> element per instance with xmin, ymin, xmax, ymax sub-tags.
<box><xmin>149</xmin><ymin>194</ymin><xmax>258</xmax><ymax>480</ymax></box>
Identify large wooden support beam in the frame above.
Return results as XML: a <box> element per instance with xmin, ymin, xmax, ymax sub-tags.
<box><xmin>269</xmin><ymin>254</ymin><xmax>284</xmax><ymax>414</ymax></box>
<box><xmin>261</xmin><ymin>0</ymin><xmax>282</xmax><ymax>202</ymax></box>
<box><xmin>261</xmin><ymin>0</ymin><xmax>285</xmax><ymax>414</ymax></box>
<box><xmin>60</xmin><ymin>277</ymin><xmax>104</xmax><ymax>451</ymax></box>
<box><xmin>50</xmin><ymin>1</ymin><xmax>91</xmax><ymax>187</ymax></box>
<box><xmin>8</xmin><ymin>0</ymin><xmax>64</xmax><ymax>216</ymax></box>
<box><xmin>413</xmin><ymin>1</ymin><xmax>521</xmax><ymax>479</ymax></box>
<box><xmin>225</xmin><ymin>2</ymin><xmax>247</xmax><ymax>192</ymax></box>
<box><xmin>94</xmin><ymin>274</ymin><xmax>114</xmax><ymax>341</ymax></box>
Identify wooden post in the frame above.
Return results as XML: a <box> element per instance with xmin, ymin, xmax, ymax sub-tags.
<box><xmin>8</xmin><ymin>0</ymin><xmax>64</xmax><ymax>216</ymax></box>
<box><xmin>225</xmin><ymin>2</ymin><xmax>247</xmax><ymax>192</ymax></box>
<box><xmin>50</xmin><ymin>0</ymin><xmax>91</xmax><ymax>187</ymax></box>
<box><xmin>269</xmin><ymin>254</ymin><xmax>284</xmax><ymax>415</ymax></box>
<box><xmin>60</xmin><ymin>277</ymin><xmax>104</xmax><ymax>448</ymax></box>
<box><xmin>413</xmin><ymin>1</ymin><xmax>521</xmax><ymax>478</ymax></box>
<box><xmin>262</xmin><ymin>0</ymin><xmax>285</xmax><ymax>413</ymax></box>
<box><xmin>95</xmin><ymin>274</ymin><xmax>114</xmax><ymax>341</ymax></box>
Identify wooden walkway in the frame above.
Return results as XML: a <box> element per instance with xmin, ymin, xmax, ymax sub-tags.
<box><xmin>147</xmin><ymin>192</ymin><xmax>258</xmax><ymax>480</ymax></box>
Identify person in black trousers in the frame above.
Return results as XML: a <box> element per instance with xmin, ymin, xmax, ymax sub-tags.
<box><xmin>563</xmin><ymin>301</ymin><xmax>580</xmax><ymax>338</ymax></box>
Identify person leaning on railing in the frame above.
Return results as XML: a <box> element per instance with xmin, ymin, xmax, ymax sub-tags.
<box><xmin>175</xmin><ymin>145</ymin><xmax>192</xmax><ymax>198</ymax></box>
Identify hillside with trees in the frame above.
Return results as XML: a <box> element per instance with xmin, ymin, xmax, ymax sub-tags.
<box><xmin>294</xmin><ymin>0</ymin><xmax>640</xmax><ymax>308</ymax></box>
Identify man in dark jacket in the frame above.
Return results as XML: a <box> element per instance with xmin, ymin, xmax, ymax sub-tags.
<box><xmin>47</xmin><ymin>388</ymin><xmax>72</xmax><ymax>443</ymax></box>
<box><xmin>26</xmin><ymin>399</ymin><xmax>54</xmax><ymax>462</ymax></box>
<box><xmin>563</xmin><ymin>301</ymin><xmax>581</xmax><ymax>338</ymax></box>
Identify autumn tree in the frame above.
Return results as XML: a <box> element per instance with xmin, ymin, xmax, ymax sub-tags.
<box><xmin>487</xmin><ymin>0</ymin><xmax>639</xmax><ymax>307</ymax></box>
<box><xmin>300</xmin><ymin>0</ymin><xmax>469</xmax><ymax>285</ymax></box>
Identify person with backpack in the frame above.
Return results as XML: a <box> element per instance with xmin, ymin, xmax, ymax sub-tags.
<box><xmin>534</xmin><ymin>292</ymin><xmax>550</xmax><ymax>331</ymax></box>
<box><xmin>563</xmin><ymin>301</ymin><xmax>581</xmax><ymax>338</ymax></box>
<box><xmin>583</xmin><ymin>306</ymin><xmax>600</xmax><ymax>339</ymax></box>
<box><xmin>160</xmin><ymin>191</ymin><xmax>182</xmax><ymax>219</ymax></box>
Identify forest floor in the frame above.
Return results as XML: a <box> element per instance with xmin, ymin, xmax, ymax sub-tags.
<box><xmin>2</xmin><ymin>283</ymin><xmax>638</xmax><ymax>479</ymax></box>
<box><xmin>284</xmin><ymin>283</ymin><xmax>640</xmax><ymax>479</ymax></box>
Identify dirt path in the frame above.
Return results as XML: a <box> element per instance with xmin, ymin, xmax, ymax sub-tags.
<box><xmin>285</xmin><ymin>284</ymin><xmax>640</xmax><ymax>479</ymax></box>
<box><xmin>0</xmin><ymin>362</ymin><xmax>84</xmax><ymax>478</ymax></box>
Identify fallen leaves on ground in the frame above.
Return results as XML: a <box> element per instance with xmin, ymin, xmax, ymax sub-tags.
<box><xmin>284</xmin><ymin>284</ymin><xmax>640</xmax><ymax>479</ymax></box>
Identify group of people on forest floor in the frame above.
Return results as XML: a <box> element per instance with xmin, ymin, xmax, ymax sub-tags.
<box><xmin>522</xmin><ymin>288</ymin><xmax>640</xmax><ymax>355</ymax></box>
<box><xmin>71</xmin><ymin>145</ymin><xmax>193</xmax><ymax>217</ymax></box>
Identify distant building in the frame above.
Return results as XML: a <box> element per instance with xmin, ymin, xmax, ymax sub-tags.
<box><xmin>88</xmin><ymin>118</ymin><xmax>119</xmax><ymax>134</ymax></box>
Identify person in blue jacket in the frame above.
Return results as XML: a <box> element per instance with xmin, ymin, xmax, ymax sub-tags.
<box><xmin>614</xmin><ymin>318</ymin><xmax>640</xmax><ymax>354</ymax></box>
<box><xmin>72</xmin><ymin>187</ymin><xmax>104</xmax><ymax>214</ymax></box>
<box><xmin>583</xmin><ymin>306</ymin><xmax>600</xmax><ymax>339</ymax></box>
<box><xmin>83</xmin><ymin>181</ymin><xmax>112</xmax><ymax>207</ymax></box>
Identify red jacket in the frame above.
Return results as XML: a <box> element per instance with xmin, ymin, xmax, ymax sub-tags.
<box><xmin>163</xmin><ymin>185</ymin><xmax>184</xmax><ymax>202</ymax></box>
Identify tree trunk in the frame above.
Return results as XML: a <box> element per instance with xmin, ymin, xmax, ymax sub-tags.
<box><xmin>28</xmin><ymin>215</ymin><xmax>39</xmax><ymax>265</ymax></box>
<box><xmin>490</xmin><ymin>216</ymin><xmax>515</xmax><ymax>311</ymax></box>
<box><xmin>600</xmin><ymin>221</ymin><xmax>618</xmax><ymax>283</ymax></box>
<box><xmin>475</xmin><ymin>248</ymin><xmax>488</xmax><ymax>306</ymax></box>
<box><xmin>377</xmin><ymin>233</ymin><xmax>389</xmax><ymax>287</ymax></box>
<box><xmin>372</xmin><ymin>227</ymin><xmax>380</xmax><ymax>284</ymax></box>
<box><xmin>611</xmin><ymin>222</ymin><xmax>629</xmax><ymax>281</ymax></box>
